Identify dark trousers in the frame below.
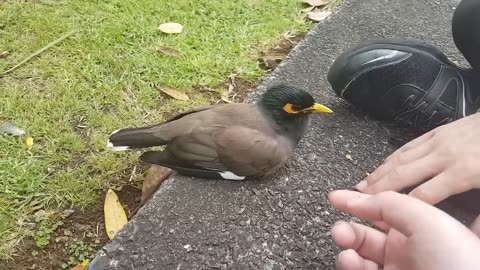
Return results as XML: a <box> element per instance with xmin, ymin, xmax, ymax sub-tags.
<box><xmin>453</xmin><ymin>0</ymin><xmax>480</xmax><ymax>70</ymax></box>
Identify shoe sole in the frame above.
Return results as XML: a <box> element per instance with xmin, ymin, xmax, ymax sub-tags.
<box><xmin>327</xmin><ymin>38</ymin><xmax>464</xmax><ymax>97</ymax></box>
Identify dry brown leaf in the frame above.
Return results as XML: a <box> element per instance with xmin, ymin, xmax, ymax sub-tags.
<box><xmin>302</xmin><ymin>6</ymin><xmax>315</xmax><ymax>12</ymax></box>
<box><xmin>129</xmin><ymin>165</ymin><xmax>173</xmax><ymax>219</ymax></box>
<box><xmin>141</xmin><ymin>165</ymin><xmax>173</xmax><ymax>204</ymax></box>
<box><xmin>302</xmin><ymin>0</ymin><xmax>332</xmax><ymax>7</ymax></box>
<box><xmin>307</xmin><ymin>9</ymin><xmax>332</xmax><ymax>22</ymax></box>
<box><xmin>156</xmin><ymin>46</ymin><xmax>181</xmax><ymax>57</ymax></box>
<box><xmin>156</xmin><ymin>85</ymin><xmax>190</xmax><ymax>101</ymax></box>
<box><xmin>158</xmin><ymin>22</ymin><xmax>183</xmax><ymax>34</ymax></box>
<box><xmin>259</xmin><ymin>54</ymin><xmax>285</xmax><ymax>70</ymax></box>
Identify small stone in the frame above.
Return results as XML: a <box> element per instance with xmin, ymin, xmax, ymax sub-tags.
<box><xmin>183</xmin><ymin>244</ymin><xmax>193</xmax><ymax>252</ymax></box>
<box><xmin>60</xmin><ymin>209</ymin><xmax>75</xmax><ymax>218</ymax></box>
<box><xmin>283</xmin><ymin>210</ymin><xmax>293</xmax><ymax>221</ymax></box>
<box><xmin>277</xmin><ymin>201</ymin><xmax>284</xmax><ymax>208</ymax></box>
<box><xmin>169</xmin><ymin>229</ymin><xmax>174</xmax><ymax>234</ymax></box>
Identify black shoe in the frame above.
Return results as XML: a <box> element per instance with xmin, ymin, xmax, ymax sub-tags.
<box><xmin>327</xmin><ymin>39</ymin><xmax>480</xmax><ymax>132</ymax></box>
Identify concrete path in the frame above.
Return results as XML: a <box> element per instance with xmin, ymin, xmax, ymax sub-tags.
<box><xmin>87</xmin><ymin>0</ymin><xmax>474</xmax><ymax>269</ymax></box>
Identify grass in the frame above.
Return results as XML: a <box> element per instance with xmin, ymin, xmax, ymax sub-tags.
<box><xmin>0</xmin><ymin>0</ymin><xmax>314</xmax><ymax>259</ymax></box>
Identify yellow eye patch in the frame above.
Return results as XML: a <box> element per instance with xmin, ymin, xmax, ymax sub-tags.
<box><xmin>283</xmin><ymin>103</ymin><xmax>301</xmax><ymax>114</ymax></box>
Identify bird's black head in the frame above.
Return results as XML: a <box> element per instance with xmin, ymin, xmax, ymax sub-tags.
<box><xmin>258</xmin><ymin>84</ymin><xmax>332</xmax><ymax>142</ymax></box>
<box><xmin>259</xmin><ymin>84</ymin><xmax>332</xmax><ymax>117</ymax></box>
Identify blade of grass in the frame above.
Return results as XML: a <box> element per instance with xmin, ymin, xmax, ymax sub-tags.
<box><xmin>1</xmin><ymin>29</ymin><xmax>77</xmax><ymax>76</ymax></box>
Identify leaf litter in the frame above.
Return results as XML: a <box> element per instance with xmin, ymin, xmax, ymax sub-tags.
<box><xmin>156</xmin><ymin>85</ymin><xmax>190</xmax><ymax>101</ymax></box>
<box><xmin>156</xmin><ymin>46</ymin><xmax>182</xmax><ymax>57</ymax></box>
<box><xmin>158</xmin><ymin>22</ymin><xmax>183</xmax><ymax>34</ymax></box>
<box><xmin>302</xmin><ymin>0</ymin><xmax>334</xmax><ymax>22</ymax></box>
<box><xmin>302</xmin><ymin>0</ymin><xmax>332</xmax><ymax>7</ymax></box>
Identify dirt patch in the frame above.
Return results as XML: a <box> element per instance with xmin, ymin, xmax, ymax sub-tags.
<box><xmin>220</xmin><ymin>76</ymin><xmax>257</xmax><ymax>103</ymax></box>
<box><xmin>4</xmin><ymin>31</ymin><xmax>306</xmax><ymax>270</ymax></box>
<box><xmin>220</xmin><ymin>32</ymin><xmax>306</xmax><ymax>104</ymax></box>
<box><xmin>7</xmin><ymin>185</ymin><xmax>141</xmax><ymax>270</ymax></box>
<box><xmin>258</xmin><ymin>32</ymin><xmax>306</xmax><ymax>71</ymax></box>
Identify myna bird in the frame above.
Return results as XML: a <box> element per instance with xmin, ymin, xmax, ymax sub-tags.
<box><xmin>107</xmin><ymin>84</ymin><xmax>332</xmax><ymax>180</ymax></box>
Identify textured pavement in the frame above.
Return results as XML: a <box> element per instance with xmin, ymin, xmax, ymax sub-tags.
<box><xmin>87</xmin><ymin>0</ymin><xmax>475</xmax><ymax>269</ymax></box>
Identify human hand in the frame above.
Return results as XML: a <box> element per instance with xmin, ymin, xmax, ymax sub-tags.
<box><xmin>329</xmin><ymin>190</ymin><xmax>480</xmax><ymax>270</ymax></box>
<box><xmin>356</xmin><ymin>113</ymin><xmax>480</xmax><ymax>205</ymax></box>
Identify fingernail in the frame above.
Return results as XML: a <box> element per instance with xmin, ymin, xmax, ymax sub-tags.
<box><xmin>355</xmin><ymin>180</ymin><xmax>367</xmax><ymax>191</ymax></box>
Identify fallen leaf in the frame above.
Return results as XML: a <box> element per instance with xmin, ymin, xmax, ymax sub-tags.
<box><xmin>259</xmin><ymin>54</ymin><xmax>285</xmax><ymax>70</ymax></box>
<box><xmin>71</xmin><ymin>259</ymin><xmax>89</xmax><ymax>270</ymax></box>
<box><xmin>0</xmin><ymin>122</ymin><xmax>25</xmax><ymax>136</ymax></box>
<box><xmin>25</xmin><ymin>136</ymin><xmax>33</xmax><ymax>150</ymax></box>
<box><xmin>302</xmin><ymin>0</ymin><xmax>332</xmax><ymax>6</ymax></box>
<box><xmin>156</xmin><ymin>46</ymin><xmax>181</xmax><ymax>57</ymax></box>
<box><xmin>141</xmin><ymin>165</ymin><xmax>173</xmax><ymax>204</ymax></box>
<box><xmin>104</xmin><ymin>189</ymin><xmax>128</xmax><ymax>240</ymax></box>
<box><xmin>302</xmin><ymin>6</ymin><xmax>315</xmax><ymax>12</ymax></box>
<box><xmin>156</xmin><ymin>85</ymin><xmax>190</xmax><ymax>101</ymax></box>
<box><xmin>221</xmin><ymin>93</ymin><xmax>233</xmax><ymax>103</ymax></box>
<box><xmin>307</xmin><ymin>10</ymin><xmax>332</xmax><ymax>22</ymax></box>
<box><xmin>129</xmin><ymin>165</ymin><xmax>173</xmax><ymax>219</ymax></box>
<box><xmin>158</xmin><ymin>22</ymin><xmax>183</xmax><ymax>34</ymax></box>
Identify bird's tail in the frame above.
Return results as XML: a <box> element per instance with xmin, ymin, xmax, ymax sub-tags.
<box><xmin>107</xmin><ymin>126</ymin><xmax>167</xmax><ymax>151</ymax></box>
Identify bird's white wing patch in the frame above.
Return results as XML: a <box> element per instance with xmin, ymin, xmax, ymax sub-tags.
<box><xmin>219</xmin><ymin>171</ymin><xmax>246</xmax><ymax>180</ymax></box>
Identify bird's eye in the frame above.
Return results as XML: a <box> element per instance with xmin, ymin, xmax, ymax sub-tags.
<box><xmin>291</xmin><ymin>105</ymin><xmax>301</xmax><ymax>111</ymax></box>
<box><xmin>283</xmin><ymin>103</ymin><xmax>302</xmax><ymax>114</ymax></box>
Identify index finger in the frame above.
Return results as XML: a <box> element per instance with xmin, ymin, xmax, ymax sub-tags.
<box><xmin>329</xmin><ymin>190</ymin><xmax>457</xmax><ymax>237</ymax></box>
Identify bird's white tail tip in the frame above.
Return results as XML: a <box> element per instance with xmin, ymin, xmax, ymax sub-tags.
<box><xmin>107</xmin><ymin>141</ymin><xmax>130</xmax><ymax>152</ymax></box>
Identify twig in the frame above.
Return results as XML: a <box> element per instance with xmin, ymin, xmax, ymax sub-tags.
<box><xmin>1</xmin><ymin>29</ymin><xmax>77</xmax><ymax>76</ymax></box>
<box><xmin>128</xmin><ymin>165</ymin><xmax>137</xmax><ymax>183</ymax></box>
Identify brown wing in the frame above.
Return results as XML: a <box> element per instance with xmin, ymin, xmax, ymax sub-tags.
<box><xmin>211</xmin><ymin>126</ymin><xmax>293</xmax><ymax>176</ymax></box>
<box><xmin>140</xmin><ymin>125</ymin><xmax>293</xmax><ymax>177</ymax></box>
<box><xmin>164</xmin><ymin>104</ymin><xmax>227</xmax><ymax>123</ymax></box>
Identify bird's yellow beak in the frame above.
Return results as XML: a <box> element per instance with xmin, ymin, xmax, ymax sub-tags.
<box><xmin>303</xmin><ymin>103</ymin><xmax>333</xmax><ymax>113</ymax></box>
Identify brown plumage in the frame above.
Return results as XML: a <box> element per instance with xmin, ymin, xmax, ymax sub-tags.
<box><xmin>107</xmin><ymin>84</ymin><xmax>332</xmax><ymax>180</ymax></box>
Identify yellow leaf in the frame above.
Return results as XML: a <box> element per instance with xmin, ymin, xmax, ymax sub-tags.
<box><xmin>25</xmin><ymin>136</ymin><xmax>34</xmax><ymax>150</ymax></box>
<box><xmin>156</xmin><ymin>85</ymin><xmax>190</xmax><ymax>101</ymax></box>
<box><xmin>71</xmin><ymin>259</ymin><xmax>89</xmax><ymax>270</ymax></box>
<box><xmin>158</xmin><ymin>22</ymin><xmax>183</xmax><ymax>34</ymax></box>
<box><xmin>104</xmin><ymin>189</ymin><xmax>128</xmax><ymax>240</ymax></box>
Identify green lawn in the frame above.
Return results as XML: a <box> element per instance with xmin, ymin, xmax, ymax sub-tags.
<box><xmin>0</xmin><ymin>0</ymin><xmax>314</xmax><ymax>258</ymax></box>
